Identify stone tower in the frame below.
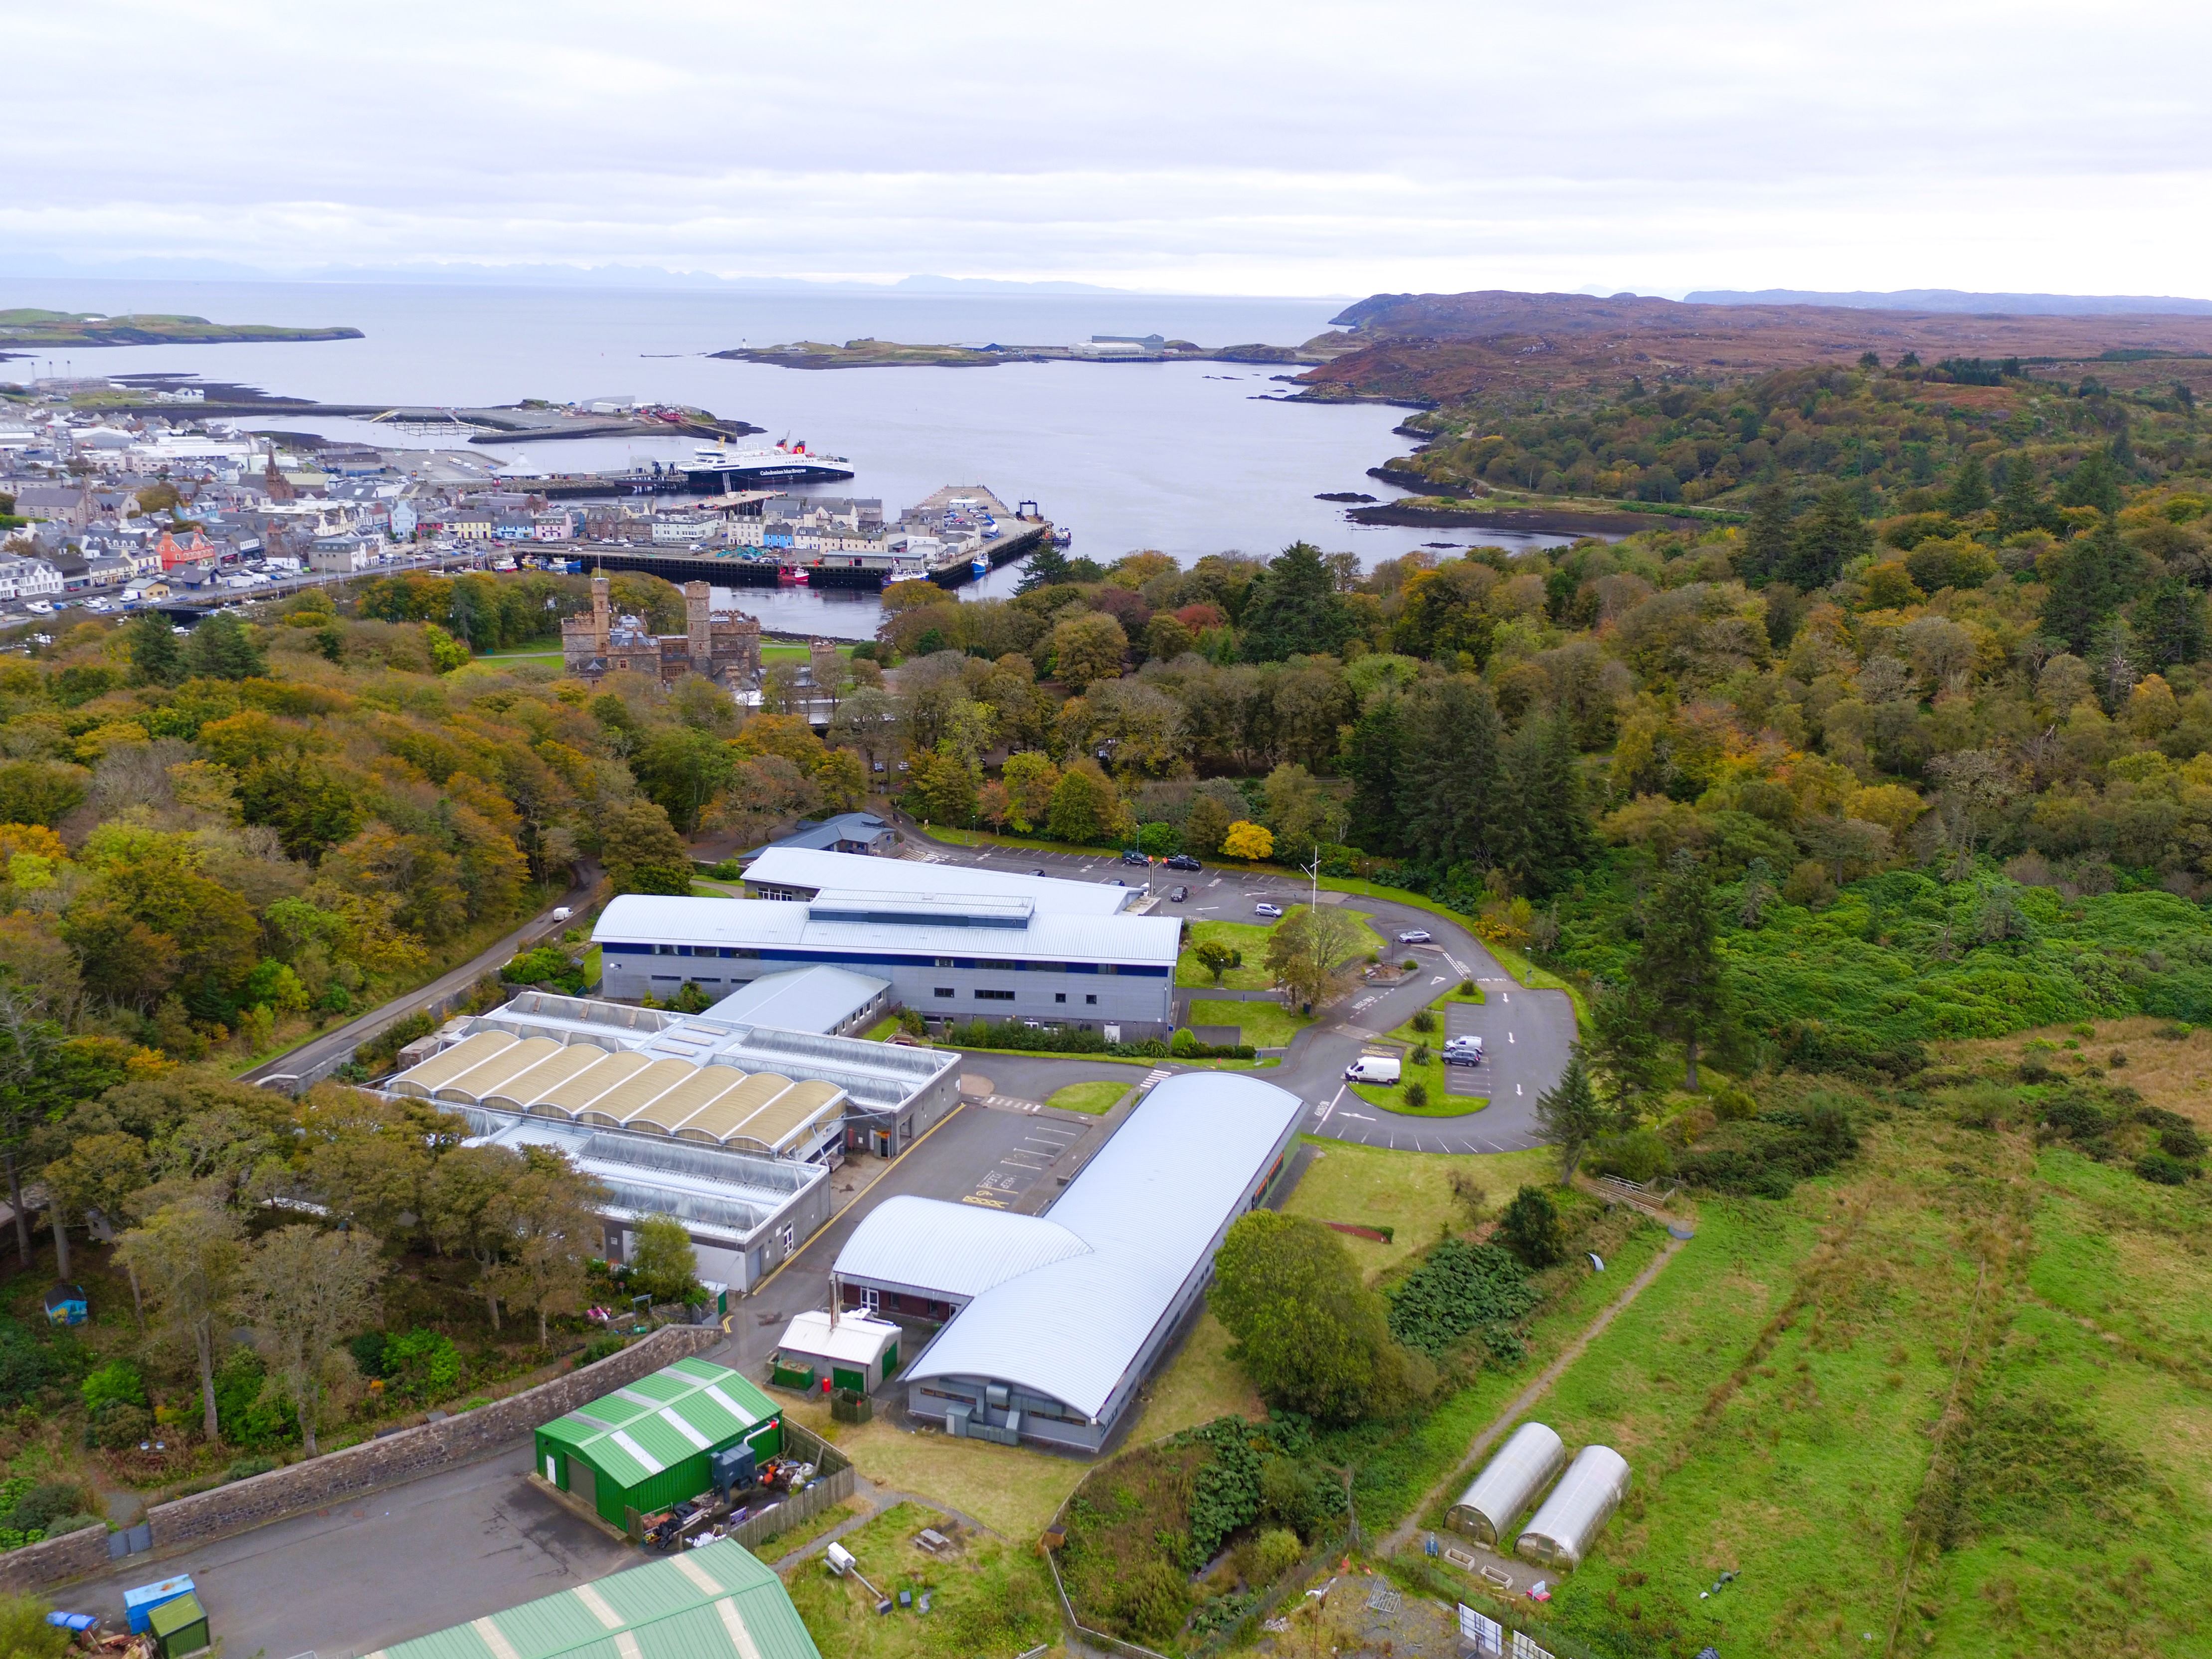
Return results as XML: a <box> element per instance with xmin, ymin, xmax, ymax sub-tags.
<box><xmin>685</xmin><ymin>580</ymin><xmax>712</xmax><ymax>666</ymax></box>
<box><xmin>590</xmin><ymin>573</ymin><xmax>613</xmax><ymax>655</ymax></box>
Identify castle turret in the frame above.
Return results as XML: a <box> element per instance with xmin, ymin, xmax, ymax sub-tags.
<box><xmin>685</xmin><ymin>580</ymin><xmax>711</xmax><ymax>665</ymax></box>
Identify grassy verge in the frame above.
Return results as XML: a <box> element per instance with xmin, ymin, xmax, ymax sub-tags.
<box><xmin>1130</xmin><ymin>1310</ymin><xmax>1266</xmax><ymax>1441</ymax></box>
<box><xmin>1286</xmin><ymin>1139</ymin><xmax>1554</xmax><ymax>1284</ymax></box>
<box><xmin>780</xmin><ymin>1500</ymin><xmax>1061</xmax><ymax>1659</ymax></box>
<box><xmin>1044</xmin><ymin>1079</ymin><xmax>1127</xmax><ymax>1115</ymax></box>
<box><xmin>1189</xmin><ymin>997</ymin><xmax>1309</xmax><ymax>1049</ymax></box>
<box><xmin>861</xmin><ymin>1016</ymin><xmax>901</xmax><ymax>1042</ymax></box>
<box><xmin>1350</xmin><ymin>1078</ymin><xmax>1486</xmax><ymax>1115</ymax></box>
<box><xmin>940</xmin><ymin>1044</ymin><xmax>1276</xmax><ymax>1071</ymax></box>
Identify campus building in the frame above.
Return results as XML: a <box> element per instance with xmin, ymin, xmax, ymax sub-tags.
<box><xmin>593</xmin><ymin>868</ymin><xmax>1180</xmax><ymax>1038</ymax></box>
<box><xmin>829</xmin><ymin>1071</ymin><xmax>1303</xmax><ymax>1452</ymax></box>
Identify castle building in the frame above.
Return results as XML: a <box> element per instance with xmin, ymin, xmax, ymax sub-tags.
<box><xmin>560</xmin><ymin>575</ymin><xmax>763</xmax><ymax>688</ymax></box>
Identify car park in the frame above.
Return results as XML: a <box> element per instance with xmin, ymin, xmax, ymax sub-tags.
<box><xmin>1398</xmin><ymin>928</ymin><xmax>1433</xmax><ymax>944</ymax></box>
<box><xmin>1254</xmin><ymin>901</ymin><xmax>1284</xmax><ymax>919</ymax></box>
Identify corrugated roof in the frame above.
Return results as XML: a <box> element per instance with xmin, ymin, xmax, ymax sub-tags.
<box><xmin>594</xmin><ymin>894</ymin><xmax>1179</xmax><ymax>967</ymax></box>
<box><xmin>365</xmin><ymin>1536</ymin><xmax>819</xmax><ymax>1659</ymax></box>
<box><xmin>539</xmin><ymin>1357</ymin><xmax>778</xmax><ymax>1490</ymax></box>
<box><xmin>702</xmin><ymin>966</ymin><xmax>889</xmax><ymax>1033</ymax></box>
<box><xmin>893</xmin><ymin>1072</ymin><xmax>1303</xmax><ymax>1420</ymax></box>
<box><xmin>741</xmin><ymin>845</ymin><xmax>1134</xmax><ymax>914</ymax></box>
<box><xmin>836</xmin><ymin>1195</ymin><xmax>1091</xmax><ymax>1299</ymax></box>
<box><xmin>390</xmin><ymin>1030</ymin><xmax>516</xmax><ymax>1096</ymax></box>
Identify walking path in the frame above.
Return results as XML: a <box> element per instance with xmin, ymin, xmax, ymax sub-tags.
<box><xmin>1377</xmin><ymin>1234</ymin><xmax>1687</xmax><ymax>1558</ymax></box>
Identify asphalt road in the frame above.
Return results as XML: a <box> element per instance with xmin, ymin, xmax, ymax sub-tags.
<box><xmin>242</xmin><ymin>864</ymin><xmax>595</xmax><ymax>1088</ymax></box>
<box><xmin>907</xmin><ymin>832</ymin><xmax>1577</xmax><ymax>1155</ymax></box>
<box><xmin>64</xmin><ymin>1444</ymin><xmax>639</xmax><ymax>1659</ymax></box>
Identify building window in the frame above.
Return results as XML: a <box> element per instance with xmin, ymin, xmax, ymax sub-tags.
<box><xmin>975</xmin><ymin>989</ymin><xmax>1015</xmax><ymax>1001</ymax></box>
<box><xmin>934</xmin><ymin>987</ymin><xmax>955</xmax><ymax>999</ymax></box>
<box><xmin>1055</xmin><ymin>992</ymin><xmax>1067</xmax><ymax>1003</ymax></box>
<box><xmin>1086</xmin><ymin>994</ymin><xmax>1098</xmax><ymax>1005</ymax></box>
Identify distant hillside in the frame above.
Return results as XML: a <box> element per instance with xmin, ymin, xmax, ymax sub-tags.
<box><xmin>1304</xmin><ymin>289</ymin><xmax>2212</xmax><ymax>406</ymax></box>
<box><xmin>1688</xmin><ymin>287</ymin><xmax>2212</xmax><ymax>317</ymax></box>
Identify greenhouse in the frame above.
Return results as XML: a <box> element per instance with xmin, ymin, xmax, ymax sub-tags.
<box><xmin>1515</xmin><ymin>1444</ymin><xmax>1631</xmax><ymax>1570</ymax></box>
<box><xmin>1448</xmin><ymin>1421</ymin><xmax>1565</xmax><ymax>1544</ymax></box>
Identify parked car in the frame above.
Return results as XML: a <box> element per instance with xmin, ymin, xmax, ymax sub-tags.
<box><xmin>1255</xmin><ymin>902</ymin><xmax>1284</xmax><ymax>919</ymax></box>
<box><xmin>1443</xmin><ymin>1035</ymin><xmax>1483</xmax><ymax>1067</ymax></box>
<box><xmin>1344</xmin><ymin>1054</ymin><xmax>1401</xmax><ymax>1085</ymax></box>
<box><xmin>1168</xmin><ymin>885</ymin><xmax>1189</xmax><ymax>902</ymax></box>
<box><xmin>1120</xmin><ymin>849</ymin><xmax>1149</xmax><ymax>866</ymax></box>
<box><xmin>1398</xmin><ymin>928</ymin><xmax>1433</xmax><ymax>944</ymax></box>
<box><xmin>1165</xmin><ymin>854</ymin><xmax>1202</xmax><ymax>872</ymax></box>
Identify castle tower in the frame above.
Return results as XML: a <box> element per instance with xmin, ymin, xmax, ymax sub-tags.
<box><xmin>684</xmin><ymin>580</ymin><xmax>711</xmax><ymax>665</ymax></box>
<box><xmin>591</xmin><ymin>573</ymin><xmax>613</xmax><ymax>655</ymax></box>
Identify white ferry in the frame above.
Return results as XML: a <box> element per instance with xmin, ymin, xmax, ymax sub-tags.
<box><xmin>683</xmin><ymin>437</ymin><xmax>855</xmax><ymax>488</ymax></box>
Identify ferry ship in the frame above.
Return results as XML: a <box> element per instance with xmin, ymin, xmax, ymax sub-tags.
<box><xmin>683</xmin><ymin>437</ymin><xmax>855</xmax><ymax>489</ymax></box>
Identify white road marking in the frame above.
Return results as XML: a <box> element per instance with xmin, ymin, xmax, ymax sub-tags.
<box><xmin>1517</xmin><ymin>1084</ymin><xmax>1524</xmax><ymax>1096</ymax></box>
<box><xmin>1430</xmin><ymin>975</ymin><xmax>1447</xmax><ymax>985</ymax></box>
<box><xmin>1339</xmin><ymin>1110</ymin><xmax>1375</xmax><ymax>1121</ymax></box>
<box><xmin>1508</xmin><ymin>1031</ymin><xmax>1515</xmax><ymax>1043</ymax></box>
<box><xmin>1315</xmin><ymin>1083</ymin><xmax>1345</xmax><ymax>1125</ymax></box>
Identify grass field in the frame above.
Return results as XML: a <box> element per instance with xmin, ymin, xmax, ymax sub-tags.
<box><xmin>1128</xmin><ymin>1309</ymin><xmax>1265</xmax><ymax>1440</ymax></box>
<box><xmin>861</xmin><ymin>1015</ymin><xmax>901</xmax><ymax>1041</ymax></box>
<box><xmin>1189</xmin><ymin>997</ymin><xmax>1309</xmax><ymax>1049</ymax></box>
<box><xmin>781</xmin><ymin>1501</ymin><xmax>1062</xmax><ymax>1659</ymax></box>
<box><xmin>784</xmin><ymin>1399</ymin><xmax>1085</xmax><ymax>1541</ymax></box>
<box><xmin>1284</xmin><ymin>1139</ymin><xmax>1554</xmax><ymax>1284</ymax></box>
<box><xmin>1044</xmin><ymin>1079</ymin><xmax>1128</xmax><ymax>1115</ymax></box>
<box><xmin>1441</xmin><ymin>1080</ymin><xmax>2212</xmax><ymax>1659</ymax></box>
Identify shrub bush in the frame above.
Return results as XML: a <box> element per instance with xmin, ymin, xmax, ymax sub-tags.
<box><xmin>1404</xmin><ymin>1080</ymin><xmax>1430</xmax><ymax>1108</ymax></box>
<box><xmin>1497</xmin><ymin>1185</ymin><xmax>1566</xmax><ymax>1267</ymax></box>
<box><xmin>575</xmin><ymin>1332</ymin><xmax>628</xmax><ymax>1367</ymax></box>
<box><xmin>0</xmin><ymin>1320</ymin><xmax>77</xmax><ymax>1409</ymax></box>
<box><xmin>2137</xmin><ymin>1150</ymin><xmax>2196</xmax><ymax>1185</ymax></box>
<box><xmin>1386</xmin><ymin>1238</ymin><xmax>1539</xmax><ymax>1363</ymax></box>
<box><xmin>1409</xmin><ymin>1008</ymin><xmax>1436</xmax><ymax>1034</ymax></box>
<box><xmin>381</xmin><ymin>1328</ymin><xmax>463</xmax><ymax>1403</ymax></box>
<box><xmin>1588</xmin><ymin>1127</ymin><xmax>1672</xmax><ymax>1184</ymax></box>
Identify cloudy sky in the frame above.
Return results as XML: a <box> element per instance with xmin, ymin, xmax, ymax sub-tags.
<box><xmin>8</xmin><ymin>0</ymin><xmax>2207</xmax><ymax>297</ymax></box>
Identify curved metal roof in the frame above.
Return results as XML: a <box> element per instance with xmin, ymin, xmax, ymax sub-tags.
<box><xmin>835</xmin><ymin>1194</ymin><xmax>1091</xmax><ymax>1300</ymax></box>
<box><xmin>862</xmin><ymin>1072</ymin><xmax>1303</xmax><ymax>1420</ymax></box>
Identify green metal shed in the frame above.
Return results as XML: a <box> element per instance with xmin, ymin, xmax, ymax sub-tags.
<box><xmin>363</xmin><ymin>1535</ymin><xmax>820</xmax><ymax>1659</ymax></box>
<box><xmin>148</xmin><ymin>1591</ymin><xmax>210</xmax><ymax>1658</ymax></box>
<box><xmin>533</xmin><ymin>1356</ymin><xmax>783</xmax><ymax>1530</ymax></box>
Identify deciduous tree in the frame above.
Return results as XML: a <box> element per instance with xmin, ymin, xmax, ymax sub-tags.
<box><xmin>116</xmin><ymin>1197</ymin><xmax>244</xmax><ymax>1442</ymax></box>
<box><xmin>240</xmin><ymin>1224</ymin><xmax>384</xmax><ymax>1456</ymax></box>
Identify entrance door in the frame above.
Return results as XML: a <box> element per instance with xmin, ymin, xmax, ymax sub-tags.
<box><xmin>569</xmin><ymin>1460</ymin><xmax>597</xmax><ymax>1511</ymax></box>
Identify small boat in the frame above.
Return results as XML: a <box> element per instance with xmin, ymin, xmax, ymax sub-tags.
<box><xmin>1051</xmin><ymin>527</ymin><xmax>1074</xmax><ymax>548</ymax></box>
<box><xmin>971</xmin><ymin>553</ymin><xmax>990</xmax><ymax>578</ymax></box>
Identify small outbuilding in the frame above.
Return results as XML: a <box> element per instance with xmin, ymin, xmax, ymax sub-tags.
<box><xmin>148</xmin><ymin>1591</ymin><xmax>209</xmax><ymax>1659</ymax></box>
<box><xmin>770</xmin><ymin>1310</ymin><xmax>902</xmax><ymax>1393</ymax></box>
<box><xmin>42</xmin><ymin>1283</ymin><xmax>86</xmax><ymax>1326</ymax></box>
<box><xmin>533</xmin><ymin>1356</ymin><xmax>782</xmax><ymax>1533</ymax></box>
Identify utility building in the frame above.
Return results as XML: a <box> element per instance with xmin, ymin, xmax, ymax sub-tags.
<box><xmin>830</xmin><ymin>1072</ymin><xmax>1302</xmax><ymax>1452</ymax></box>
<box><xmin>534</xmin><ymin>1357</ymin><xmax>782</xmax><ymax>1532</ymax></box>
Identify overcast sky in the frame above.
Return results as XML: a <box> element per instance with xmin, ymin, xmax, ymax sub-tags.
<box><xmin>8</xmin><ymin>0</ymin><xmax>2208</xmax><ymax>297</ymax></box>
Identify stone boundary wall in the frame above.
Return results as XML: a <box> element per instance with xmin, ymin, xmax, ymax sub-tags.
<box><xmin>0</xmin><ymin>1324</ymin><xmax>724</xmax><ymax>1594</ymax></box>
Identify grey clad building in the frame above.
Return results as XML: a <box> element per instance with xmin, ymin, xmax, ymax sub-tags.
<box><xmin>594</xmin><ymin>851</ymin><xmax>1180</xmax><ymax>1038</ymax></box>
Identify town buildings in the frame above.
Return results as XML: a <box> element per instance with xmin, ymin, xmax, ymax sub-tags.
<box><xmin>558</xmin><ymin>573</ymin><xmax>762</xmax><ymax>688</ymax></box>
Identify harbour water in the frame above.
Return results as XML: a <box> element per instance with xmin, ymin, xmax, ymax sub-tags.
<box><xmin>2</xmin><ymin>280</ymin><xmax>1601</xmax><ymax>637</ymax></box>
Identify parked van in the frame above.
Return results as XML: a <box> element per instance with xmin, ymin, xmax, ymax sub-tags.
<box><xmin>1344</xmin><ymin>1055</ymin><xmax>1402</xmax><ymax>1085</ymax></box>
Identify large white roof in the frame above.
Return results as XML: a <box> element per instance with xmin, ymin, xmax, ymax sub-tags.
<box><xmin>742</xmin><ymin>846</ymin><xmax>1138</xmax><ymax>916</ymax></box>
<box><xmin>595</xmin><ymin>894</ymin><xmax>1180</xmax><ymax>969</ymax></box>
<box><xmin>703</xmin><ymin>965</ymin><xmax>887</xmax><ymax>1033</ymax></box>
<box><xmin>835</xmin><ymin>1195</ymin><xmax>1091</xmax><ymax>1298</ymax></box>
<box><xmin>848</xmin><ymin>1072</ymin><xmax>1303</xmax><ymax>1421</ymax></box>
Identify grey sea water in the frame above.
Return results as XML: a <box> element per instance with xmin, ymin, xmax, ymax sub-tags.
<box><xmin>1</xmin><ymin>280</ymin><xmax>1587</xmax><ymax>636</ymax></box>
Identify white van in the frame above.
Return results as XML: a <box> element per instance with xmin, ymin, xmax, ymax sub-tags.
<box><xmin>1344</xmin><ymin>1055</ymin><xmax>1402</xmax><ymax>1086</ymax></box>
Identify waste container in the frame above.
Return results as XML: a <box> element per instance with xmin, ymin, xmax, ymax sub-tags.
<box><xmin>149</xmin><ymin>1591</ymin><xmax>210</xmax><ymax>1657</ymax></box>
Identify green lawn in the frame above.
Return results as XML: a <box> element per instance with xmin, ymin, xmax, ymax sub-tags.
<box><xmin>1044</xmin><ymin>1079</ymin><xmax>1128</xmax><ymax>1115</ymax></box>
<box><xmin>779</xmin><ymin>1500</ymin><xmax>1058</xmax><ymax>1659</ymax></box>
<box><xmin>1176</xmin><ymin>906</ymin><xmax>1385</xmax><ymax>990</ymax></box>
<box><xmin>861</xmin><ymin>1016</ymin><xmax>900</xmax><ymax>1041</ymax></box>
<box><xmin>1175</xmin><ymin>918</ymin><xmax>1279</xmax><ymax>989</ymax></box>
<box><xmin>1188</xmin><ymin>997</ymin><xmax>1310</xmax><ymax>1049</ymax></box>
<box><xmin>582</xmin><ymin>944</ymin><xmax>602</xmax><ymax>987</ymax></box>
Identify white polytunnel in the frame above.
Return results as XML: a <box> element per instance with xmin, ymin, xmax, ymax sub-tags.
<box><xmin>1516</xmin><ymin>1445</ymin><xmax>1632</xmax><ymax>1570</ymax></box>
<box><xmin>1449</xmin><ymin>1421</ymin><xmax>1567</xmax><ymax>1545</ymax></box>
